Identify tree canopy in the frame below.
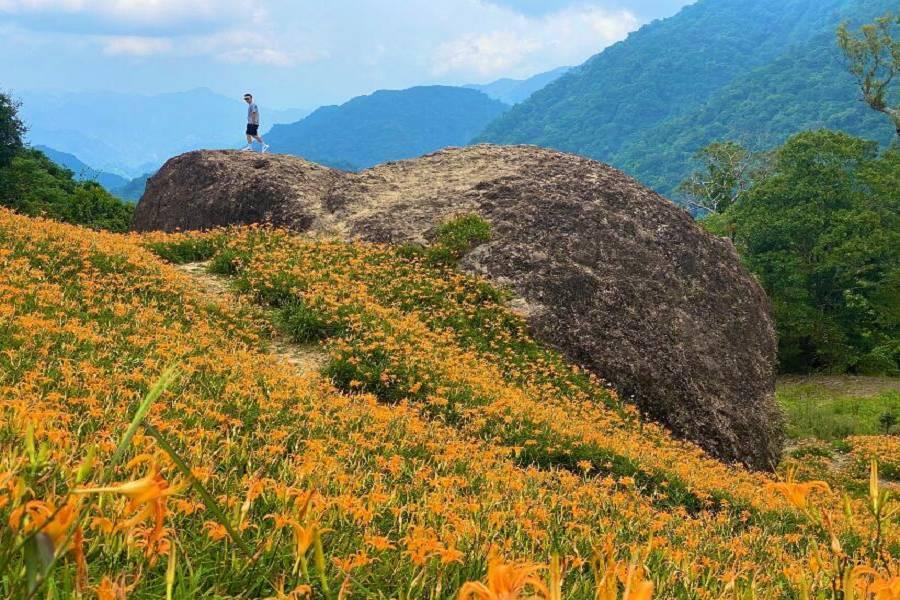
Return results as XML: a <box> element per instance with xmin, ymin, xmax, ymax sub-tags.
<box><xmin>704</xmin><ymin>130</ymin><xmax>899</xmax><ymax>374</ymax></box>
<box><xmin>677</xmin><ymin>142</ymin><xmax>770</xmax><ymax>215</ymax></box>
<box><xmin>0</xmin><ymin>93</ymin><xmax>25</xmax><ymax>169</ymax></box>
<box><xmin>838</xmin><ymin>12</ymin><xmax>900</xmax><ymax>136</ymax></box>
<box><xmin>0</xmin><ymin>92</ymin><xmax>133</xmax><ymax>232</ymax></box>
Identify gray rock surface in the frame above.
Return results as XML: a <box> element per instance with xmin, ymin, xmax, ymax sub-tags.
<box><xmin>133</xmin><ymin>145</ymin><xmax>783</xmax><ymax>469</ymax></box>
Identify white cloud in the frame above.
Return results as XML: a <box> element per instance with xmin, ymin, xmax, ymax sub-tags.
<box><xmin>0</xmin><ymin>0</ymin><xmax>254</xmax><ymax>33</ymax></box>
<box><xmin>436</xmin><ymin>31</ymin><xmax>542</xmax><ymax>77</ymax></box>
<box><xmin>1</xmin><ymin>0</ymin><xmax>316</xmax><ymax>66</ymax></box>
<box><xmin>90</xmin><ymin>29</ymin><xmax>323</xmax><ymax>66</ymax></box>
<box><xmin>188</xmin><ymin>31</ymin><xmax>324</xmax><ymax>67</ymax></box>
<box><xmin>432</xmin><ymin>5</ymin><xmax>638</xmax><ymax>78</ymax></box>
<box><xmin>102</xmin><ymin>35</ymin><xmax>172</xmax><ymax>56</ymax></box>
<box><xmin>2</xmin><ymin>0</ymin><xmax>652</xmax><ymax>105</ymax></box>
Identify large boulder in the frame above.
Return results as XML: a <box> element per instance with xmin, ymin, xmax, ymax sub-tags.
<box><xmin>133</xmin><ymin>146</ymin><xmax>783</xmax><ymax>469</ymax></box>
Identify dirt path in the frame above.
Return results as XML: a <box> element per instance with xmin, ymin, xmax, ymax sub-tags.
<box><xmin>176</xmin><ymin>262</ymin><xmax>326</xmax><ymax>375</ymax></box>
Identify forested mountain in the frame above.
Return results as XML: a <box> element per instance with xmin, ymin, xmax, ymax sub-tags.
<box><xmin>476</xmin><ymin>0</ymin><xmax>896</xmax><ymax>195</ymax></box>
<box><xmin>20</xmin><ymin>88</ymin><xmax>308</xmax><ymax>177</ymax></box>
<box><xmin>266</xmin><ymin>86</ymin><xmax>509</xmax><ymax>170</ymax></box>
<box><xmin>35</xmin><ymin>145</ymin><xmax>128</xmax><ymax>192</ymax></box>
<box><xmin>114</xmin><ymin>173</ymin><xmax>153</xmax><ymax>203</ymax></box>
<box><xmin>465</xmin><ymin>67</ymin><xmax>570</xmax><ymax>105</ymax></box>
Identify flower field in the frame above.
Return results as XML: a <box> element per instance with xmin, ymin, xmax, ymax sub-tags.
<box><xmin>1</xmin><ymin>208</ymin><xmax>897</xmax><ymax>598</ymax></box>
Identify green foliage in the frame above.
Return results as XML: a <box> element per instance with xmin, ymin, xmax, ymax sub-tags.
<box><xmin>36</xmin><ymin>145</ymin><xmax>129</xmax><ymax>194</ymax></box>
<box><xmin>838</xmin><ymin>12</ymin><xmax>900</xmax><ymax>136</ymax></box>
<box><xmin>0</xmin><ymin>92</ymin><xmax>25</xmax><ymax>169</ymax></box>
<box><xmin>677</xmin><ymin>142</ymin><xmax>771</xmax><ymax>215</ymax></box>
<box><xmin>880</xmin><ymin>410</ymin><xmax>899</xmax><ymax>434</ymax></box>
<box><xmin>706</xmin><ymin>130</ymin><xmax>899</xmax><ymax>374</ymax></box>
<box><xmin>399</xmin><ymin>214</ymin><xmax>493</xmax><ymax>267</ymax></box>
<box><xmin>143</xmin><ymin>237</ymin><xmax>219</xmax><ymax>264</ymax></box>
<box><xmin>0</xmin><ymin>91</ymin><xmax>132</xmax><ymax>231</ymax></box>
<box><xmin>429</xmin><ymin>214</ymin><xmax>492</xmax><ymax>265</ymax></box>
<box><xmin>275</xmin><ymin>300</ymin><xmax>343</xmax><ymax>343</ymax></box>
<box><xmin>776</xmin><ymin>376</ymin><xmax>900</xmax><ymax>440</ymax></box>
<box><xmin>0</xmin><ymin>148</ymin><xmax>133</xmax><ymax>232</ymax></box>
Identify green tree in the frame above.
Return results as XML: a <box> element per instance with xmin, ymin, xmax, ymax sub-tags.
<box><xmin>704</xmin><ymin>130</ymin><xmax>899</xmax><ymax>374</ymax></box>
<box><xmin>0</xmin><ymin>149</ymin><xmax>133</xmax><ymax>233</ymax></box>
<box><xmin>677</xmin><ymin>141</ymin><xmax>770</xmax><ymax>215</ymax></box>
<box><xmin>0</xmin><ymin>92</ymin><xmax>133</xmax><ymax>232</ymax></box>
<box><xmin>838</xmin><ymin>12</ymin><xmax>900</xmax><ymax>137</ymax></box>
<box><xmin>0</xmin><ymin>92</ymin><xmax>26</xmax><ymax>169</ymax></box>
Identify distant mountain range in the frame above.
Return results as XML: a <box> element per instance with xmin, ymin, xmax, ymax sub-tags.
<box><xmin>36</xmin><ymin>145</ymin><xmax>151</xmax><ymax>202</ymax></box>
<box><xmin>465</xmin><ymin>67</ymin><xmax>570</xmax><ymax>105</ymax></box>
<box><xmin>20</xmin><ymin>88</ymin><xmax>309</xmax><ymax>177</ymax></box>
<box><xmin>35</xmin><ymin>145</ymin><xmax>129</xmax><ymax>191</ymax></box>
<box><xmin>476</xmin><ymin>0</ymin><xmax>897</xmax><ymax>196</ymax></box>
<box><xmin>266</xmin><ymin>86</ymin><xmax>509</xmax><ymax>170</ymax></box>
<box><xmin>23</xmin><ymin>0</ymin><xmax>897</xmax><ymax>200</ymax></box>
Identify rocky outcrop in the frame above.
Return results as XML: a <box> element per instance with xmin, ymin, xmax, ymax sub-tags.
<box><xmin>133</xmin><ymin>146</ymin><xmax>783</xmax><ymax>469</ymax></box>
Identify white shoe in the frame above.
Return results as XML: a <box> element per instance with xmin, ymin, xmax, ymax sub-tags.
<box><xmin>261</xmin><ymin>144</ymin><xmax>270</xmax><ymax>154</ymax></box>
<box><xmin>240</xmin><ymin>145</ymin><xmax>252</xmax><ymax>151</ymax></box>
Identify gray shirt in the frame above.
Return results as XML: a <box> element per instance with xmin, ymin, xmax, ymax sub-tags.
<box><xmin>247</xmin><ymin>102</ymin><xmax>260</xmax><ymax>125</ymax></box>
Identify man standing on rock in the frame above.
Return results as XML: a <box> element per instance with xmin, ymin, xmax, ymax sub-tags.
<box><xmin>241</xmin><ymin>93</ymin><xmax>269</xmax><ymax>153</ymax></box>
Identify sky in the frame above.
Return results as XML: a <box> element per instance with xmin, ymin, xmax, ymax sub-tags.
<box><xmin>1</xmin><ymin>0</ymin><xmax>694</xmax><ymax>109</ymax></box>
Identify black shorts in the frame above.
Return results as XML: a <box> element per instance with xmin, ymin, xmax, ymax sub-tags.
<box><xmin>246</xmin><ymin>124</ymin><xmax>259</xmax><ymax>136</ymax></box>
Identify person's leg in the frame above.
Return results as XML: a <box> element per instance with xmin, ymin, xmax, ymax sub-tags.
<box><xmin>255</xmin><ymin>135</ymin><xmax>269</xmax><ymax>153</ymax></box>
<box><xmin>241</xmin><ymin>134</ymin><xmax>253</xmax><ymax>151</ymax></box>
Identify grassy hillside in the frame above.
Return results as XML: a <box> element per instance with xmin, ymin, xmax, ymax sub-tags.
<box><xmin>778</xmin><ymin>376</ymin><xmax>900</xmax><ymax>440</ymax></box>
<box><xmin>266</xmin><ymin>86</ymin><xmax>509</xmax><ymax>170</ymax></box>
<box><xmin>475</xmin><ymin>0</ymin><xmax>895</xmax><ymax>196</ymax></box>
<box><xmin>1</xmin><ymin>208</ymin><xmax>897</xmax><ymax>597</ymax></box>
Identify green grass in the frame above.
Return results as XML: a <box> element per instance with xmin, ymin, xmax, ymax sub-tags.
<box><xmin>400</xmin><ymin>213</ymin><xmax>492</xmax><ymax>266</ymax></box>
<box><xmin>777</xmin><ymin>376</ymin><xmax>900</xmax><ymax>440</ymax></box>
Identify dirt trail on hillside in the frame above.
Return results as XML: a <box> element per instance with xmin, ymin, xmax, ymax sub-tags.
<box><xmin>176</xmin><ymin>262</ymin><xmax>326</xmax><ymax>375</ymax></box>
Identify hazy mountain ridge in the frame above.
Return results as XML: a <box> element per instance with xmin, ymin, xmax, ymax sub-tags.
<box><xmin>464</xmin><ymin>67</ymin><xmax>571</xmax><ymax>105</ymax></box>
<box><xmin>20</xmin><ymin>88</ymin><xmax>309</xmax><ymax>177</ymax></box>
<box><xmin>265</xmin><ymin>86</ymin><xmax>509</xmax><ymax>170</ymax></box>
<box><xmin>34</xmin><ymin>145</ymin><xmax>128</xmax><ymax>191</ymax></box>
<box><xmin>35</xmin><ymin>145</ymin><xmax>152</xmax><ymax>202</ymax></box>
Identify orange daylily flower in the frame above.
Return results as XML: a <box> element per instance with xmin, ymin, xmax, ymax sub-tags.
<box><xmin>9</xmin><ymin>498</ymin><xmax>80</xmax><ymax>550</ymax></box>
<box><xmin>593</xmin><ymin>538</ymin><xmax>654</xmax><ymax>600</ymax></box>
<box><xmin>291</xmin><ymin>521</ymin><xmax>318</xmax><ymax>560</ymax></box>
<box><xmin>96</xmin><ymin>574</ymin><xmax>138</xmax><ymax>600</ymax></box>
<box><xmin>851</xmin><ymin>566</ymin><xmax>900</xmax><ymax>599</ymax></box>
<box><xmin>458</xmin><ymin>555</ymin><xmax>549</xmax><ymax>600</ymax></box>
<box><xmin>73</xmin><ymin>465</ymin><xmax>182</xmax><ymax>558</ymax></box>
<box><xmin>265</xmin><ymin>577</ymin><xmax>312</xmax><ymax>600</ymax></box>
<box><xmin>765</xmin><ymin>469</ymin><xmax>831</xmax><ymax>511</ymax></box>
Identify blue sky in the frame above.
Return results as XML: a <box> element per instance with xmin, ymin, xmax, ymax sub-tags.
<box><xmin>1</xmin><ymin>0</ymin><xmax>694</xmax><ymax>109</ymax></box>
